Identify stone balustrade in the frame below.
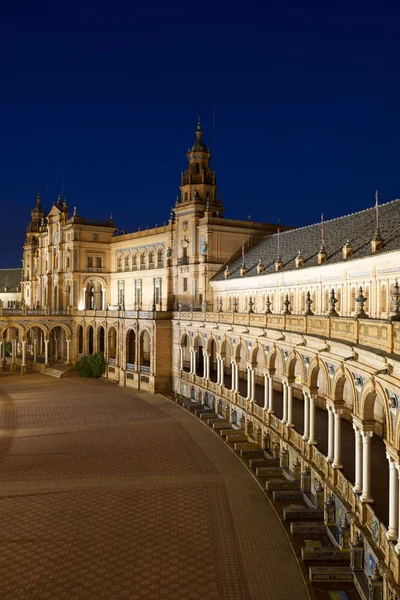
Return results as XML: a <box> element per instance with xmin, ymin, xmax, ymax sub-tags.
<box><xmin>174</xmin><ymin>311</ymin><xmax>398</xmax><ymax>355</ymax></box>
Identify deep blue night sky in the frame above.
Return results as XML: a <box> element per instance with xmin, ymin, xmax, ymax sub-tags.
<box><xmin>1</xmin><ymin>0</ymin><xmax>400</xmax><ymax>267</ymax></box>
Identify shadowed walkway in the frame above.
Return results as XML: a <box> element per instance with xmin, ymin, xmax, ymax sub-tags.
<box><xmin>0</xmin><ymin>373</ymin><xmax>308</xmax><ymax>600</ymax></box>
<box><xmin>206</xmin><ymin>368</ymin><xmax>388</xmax><ymax>526</ymax></box>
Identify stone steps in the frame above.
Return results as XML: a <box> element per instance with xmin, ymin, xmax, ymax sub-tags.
<box><xmin>240</xmin><ymin>447</ymin><xmax>265</xmax><ymax>459</ymax></box>
<box><xmin>308</xmin><ymin>566</ymin><xmax>353</xmax><ymax>582</ymax></box>
<box><xmin>219</xmin><ymin>428</ymin><xmax>236</xmax><ymax>436</ymax></box>
<box><xmin>256</xmin><ymin>466</ymin><xmax>283</xmax><ymax>477</ymax></box>
<box><xmin>301</xmin><ymin>546</ymin><xmax>348</xmax><ymax>561</ymax></box>
<box><xmin>225</xmin><ymin>433</ymin><xmax>248</xmax><ymax>443</ymax></box>
<box><xmin>194</xmin><ymin>407</ymin><xmax>214</xmax><ymax>417</ymax></box>
<box><xmin>273</xmin><ymin>490</ymin><xmax>304</xmax><ymax>502</ymax></box>
<box><xmin>290</xmin><ymin>521</ymin><xmax>327</xmax><ymax>535</ymax></box>
<box><xmin>186</xmin><ymin>402</ymin><xmax>203</xmax><ymax>412</ymax></box>
<box><xmin>233</xmin><ymin>441</ymin><xmax>259</xmax><ymax>452</ymax></box>
<box><xmin>43</xmin><ymin>368</ymin><xmax>66</xmax><ymax>378</ymax></box>
<box><xmin>265</xmin><ymin>478</ymin><xmax>300</xmax><ymax>491</ymax></box>
<box><xmin>212</xmin><ymin>421</ymin><xmax>231</xmax><ymax>431</ymax></box>
<box><xmin>199</xmin><ymin>412</ymin><xmax>218</xmax><ymax>420</ymax></box>
<box><xmin>283</xmin><ymin>506</ymin><xmax>324</xmax><ymax>522</ymax></box>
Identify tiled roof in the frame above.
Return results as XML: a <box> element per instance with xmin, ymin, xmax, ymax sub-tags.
<box><xmin>213</xmin><ymin>199</ymin><xmax>400</xmax><ymax>281</ymax></box>
<box><xmin>0</xmin><ymin>269</ymin><xmax>22</xmax><ymax>293</ymax></box>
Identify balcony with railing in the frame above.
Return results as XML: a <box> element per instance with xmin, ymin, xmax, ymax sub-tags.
<box><xmin>173</xmin><ymin>310</ymin><xmax>400</xmax><ymax>356</ymax></box>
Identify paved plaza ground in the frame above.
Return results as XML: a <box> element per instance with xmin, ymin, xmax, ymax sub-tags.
<box><xmin>0</xmin><ymin>373</ymin><xmax>309</xmax><ymax>600</ymax></box>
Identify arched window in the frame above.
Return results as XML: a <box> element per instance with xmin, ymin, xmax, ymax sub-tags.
<box><xmin>88</xmin><ymin>326</ymin><xmax>94</xmax><ymax>355</ymax></box>
<box><xmin>158</xmin><ymin>248</ymin><xmax>164</xmax><ymax>268</ymax></box>
<box><xmin>124</xmin><ymin>253</ymin><xmax>130</xmax><ymax>270</ymax></box>
<box><xmin>195</xmin><ymin>163</ymin><xmax>200</xmax><ymax>175</ymax></box>
<box><xmin>78</xmin><ymin>326</ymin><xmax>83</xmax><ymax>355</ymax></box>
<box><xmin>132</xmin><ymin>252</ymin><xmax>138</xmax><ymax>271</ymax></box>
<box><xmin>108</xmin><ymin>327</ymin><xmax>117</xmax><ymax>362</ymax></box>
<box><xmin>140</xmin><ymin>330</ymin><xmax>151</xmax><ymax>372</ymax></box>
<box><xmin>149</xmin><ymin>249</ymin><xmax>155</xmax><ymax>268</ymax></box>
<box><xmin>140</xmin><ymin>251</ymin><xmax>146</xmax><ymax>270</ymax></box>
<box><xmin>126</xmin><ymin>330</ymin><xmax>136</xmax><ymax>369</ymax></box>
<box><xmin>98</xmin><ymin>326</ymin><xmax>105</xmax><ymax>354</ymax></box>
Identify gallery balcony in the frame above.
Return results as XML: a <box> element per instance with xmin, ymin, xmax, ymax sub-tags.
<box><xmin>173</xmin><ymin>310</ymin><xmax>400</xmax><ymax>356</ymax></box>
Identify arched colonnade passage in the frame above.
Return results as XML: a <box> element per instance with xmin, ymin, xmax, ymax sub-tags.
<box><xmin>177</xmin><ymin>328</ymin><xmax>399</xmax><ymax>543</ymax></box>
<box><xmin>0</xmin><ymin>321</ymin><xmax>73</xmax><ymax>372</ymax></box>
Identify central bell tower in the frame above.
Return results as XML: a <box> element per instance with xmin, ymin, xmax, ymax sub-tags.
<box><xmin>177</xmin><ymin>116</ymin><xmax>223</xmax><ymax>216</ymax></box>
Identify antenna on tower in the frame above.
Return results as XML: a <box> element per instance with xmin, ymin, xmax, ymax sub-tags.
<box><xmin>212</xmin><ymin>107</ymin><xmax>216</xmax><ymax>159</ymax></box>
<box><xmin>61</xmin><ymin>168</ymin><xmax>64</xmax><ymax>198</ymax></box>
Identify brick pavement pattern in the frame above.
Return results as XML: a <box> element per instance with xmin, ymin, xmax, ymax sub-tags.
<box><xmin>0</xmin><ymin>374</ymin><xmax>309</xmax><ymax>600</ymax></box>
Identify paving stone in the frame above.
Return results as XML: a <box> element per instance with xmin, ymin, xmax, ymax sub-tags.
<box><xmin>0</xmin><ymin>373</ymin><xmax>309</xmax><ymax>600</ymax></box>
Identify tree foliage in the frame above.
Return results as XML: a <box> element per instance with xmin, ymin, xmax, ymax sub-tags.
<box><xmin>75</xmin><ymin>353</ymin><xmax>105</xmax><ymax>378</ymax></box>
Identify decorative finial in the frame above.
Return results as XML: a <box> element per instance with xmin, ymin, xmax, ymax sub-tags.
<box><xmin>355</xmin><ymin>286</ymin><xmax>369</xmax><ymax>319</ymax></box>
<box><xmin>304</xmin><ymin>291</ymin><xmax>314</xmax><ymax>316</ymax></box>
<box><xmin>197</xmin><ymin>111</ymin><xmax>201</xmax><ymax>131</ymax></box>
<box><xmin>73</xmin><ymin>206</ymin><xmax>77</xmax><ymax>216</ymax></box>
<box><xmin>390</xmin><ymin>280</ymin><xmax>400</xmax><ymax>321</ymax></box>
<box><xmin>109</xmin><ymin>212</ymin><xmax>113</xmax><ymax>220</ymax></box>
<box><xmin>36</xmin><ymin>187</ymin><xmax>41</xmax><ymax>205</ymax></box>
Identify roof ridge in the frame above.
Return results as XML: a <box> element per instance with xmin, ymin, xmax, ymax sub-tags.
<box><xmin>276</xmin><ymin>197</ymin><xmax>400</xmax><ymax>237</ymax></box>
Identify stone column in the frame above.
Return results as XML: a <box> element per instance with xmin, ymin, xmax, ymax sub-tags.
<box><xmin>395</xmin><ymin>465</ymin><xmax>400</xmax><ymax>553</ymax></box>
<box><xmin>246</xmin><ymin>367</ymin><xmax>251</xmax><ymax>399</ymax></box>
<box><xmin>0</xmin><ymin>341</ymin><xmax>2</xmax><ymax>370</ymax></box>
<box><xmin>361</xmin><ymin>431</ymin><xmax>373</xmax><ymax>502</ymax></box>
<box><xmin>33</xmin><ymin>337</ymin><xmax>37</xmax><ymax>362</ymax></box>
<box><xmin>250</xmin><ymin>367</ymin><xmax>255</xmax><ymax>402</ymax></box>
<box><xmin>302</xmin><ymin>391</ymin><xmax>309</xmax><ymax>441</ymax></box>
<box><xmin>230</xmin><ymin>360</ymin><xmax>235</xmax><ymax>391</ymax></box>
<box><xmin>268</xmin><ymin>375</ymin><xmax>274</xmax><ymax>414</ymax></box>
<box><xmin>308</xmin><ymin>394</ymin><xmax>317</xmax><ymax>445</ymax></box>
<box><xmin>333</xmin><ymin>408</ymin><xmax>343</xmax><ymax>469</ymax></box>
<box><xmin>54</xmin><ymin>337</ymin><xmax>59</xmax><ymax>361</ymax></box>
<box><xmin>11</xmin><ymin>339</ymin><xmax>16</xmax><ymax>365</ymax></box>
<box><xmin>21</xmin><ymin>339</ymin><xmax>26</xmax><ymax>372</ymax></box>
<box><xmin>282</xmin><ymin>382</ymin><xmax>288</xmax><ymax>424</ymax></box>
<box><xmin>66</xmin><ymin>339</ymin><xmax>71</xmax><ymax>364</ymax></box>
<box><xmin>234</xmin><ymin>361</ymin><xmax>239</xmax><ymax>393</ymax></box>
<box><xmin>264</xmin><ymin>374</ymin><xmax>269</xmax><ymax>410</ymax></box>
<box><xmin>327</xmin><ymin>407</ymin><xmax>334</xmax><ymax>462</ymax></box>
<box><xmin>215</xmin><ymin>357</ymin><xmax>220</xmax><ymax>384</ymax></box>
<box><xmin>220</xmin><ymin>357</ymin><xmax>225</xmax><ymax>388</ymax></box>
<box><xmin>387</xmin><ymin>456</ymin><xmax>399</xmax><ymax>541</ymax></box>
<box><xmin>44</xmin><ymin>339</ymin><xmax>49</xmax><ymax>367</ymax></box>
<box><xmin>353</xmin><ymin>426</ymin><xmax>363</xmax><ymax>493</ymax></box>
<box><xmin>205</xmin><ymin>354</ymin><xmax>210</xmax><ymax>380</ymax></box>
<box><xmin>286</xmin><ymin>381</ymin><xmax>294</xmax><ymax>427</ymax></box>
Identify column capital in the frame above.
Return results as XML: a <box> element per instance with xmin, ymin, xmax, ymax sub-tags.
<box><xmin>246</xmin><ymin>361</ymin><xmax>257</xmax><ymax>370</ymax></box>
<box><xmin>333</xmin><ymin>407</ymin><xmax>343</xmax><ymax>416</ymax></box>
<box><xmin>386</xmin><ymin>453</ymin><xmax>398</xmax><ymax>468</ymax></box>
<box><xmin>264</xmin><ymin>367</ymin><xmax>275</xmax><ymax>377</ymax></box>
<box><xmin>361</xmin><ymin>430</ymin><xmax>374</xmax><ymax>440</ymax></box>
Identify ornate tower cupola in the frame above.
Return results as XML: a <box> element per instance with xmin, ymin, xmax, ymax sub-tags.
<box><xmin>28</xmin><ymin>189</ymin><xmax>45</xmax><ymax>233</ymax></box>
<box><xmin>179</xmin><ymin>116</ymin><xmax>222</xmax><ymax>216</ymax></box>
